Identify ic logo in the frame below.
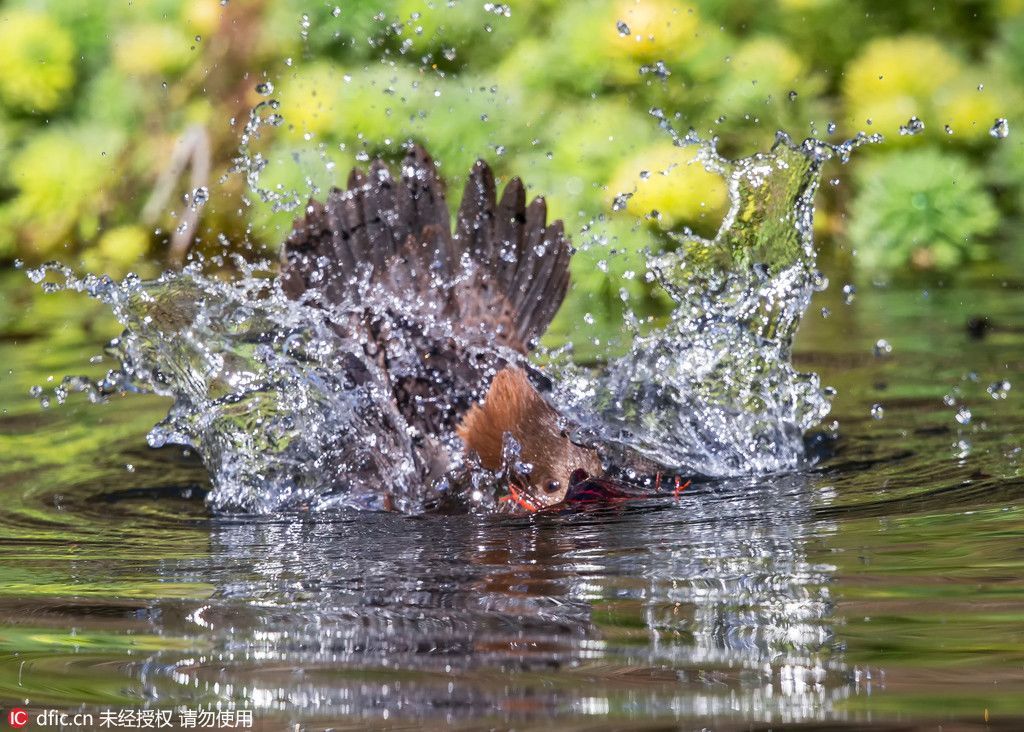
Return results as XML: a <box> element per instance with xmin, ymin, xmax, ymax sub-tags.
<box><xmin>7</xmin><ymin>708</ymin><xmax>28</xmax><ymax>728</ymax></box>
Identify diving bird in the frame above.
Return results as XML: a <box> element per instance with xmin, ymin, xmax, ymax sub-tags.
<box><xmin>280</xmin><ymin>145</ymin><xmax>646</xmax><ymax>509</ymax></box>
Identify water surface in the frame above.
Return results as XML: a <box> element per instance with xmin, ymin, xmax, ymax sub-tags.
<box><xmin>1</xmin><ymin>265</ymin><xmax>1022</xmax><ymax>730</ymax></box>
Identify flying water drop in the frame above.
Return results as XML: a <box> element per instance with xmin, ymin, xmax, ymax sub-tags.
<box><xmin>898</xmin><ymin>117</ymin><xmax>925</xmax><ymax>136</ymax></box>
<box><xmin>990</xmin><ymin>118</ymin><xmax>1009</xmax><ymax>139</ymax></box>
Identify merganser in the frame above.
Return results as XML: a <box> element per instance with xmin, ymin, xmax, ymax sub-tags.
<box><xmin>280</xmin><ymin>145</ymin><xmax>666</xmax><ymax>510</ymax></box>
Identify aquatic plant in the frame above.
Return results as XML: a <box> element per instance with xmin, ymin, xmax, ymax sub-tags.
<box><xmin>991</xmin><ymin>135</ymin><xmax>1024</xmax><ymax>214</ymax></box>
<box><xmin>602</xmin><ymin>0</ymin><xmax>706</xmax><ymax>65</ymax></box>
<box><xmin>711</xmin><ymin>36</ymin><xmax>826</xmax><ymax>144</ymax></box>
<box><xmin>275</xmin><ymin>62</ymin><xmax>350</xmax><ymax>141</ymax></box>
<box><xmin>842</xmin><ymin>36</ymin><xmax>963</xmax><ymax>139</ymax></box>
<box><xmin>848</xmin><ymin>149</ymin><xmax>998</xmax><ymax>273</ymax></box>
<box><xmin>715</xmin><ymin>37</ymin><xmax>808</xmax><ymax>114</ymax></box>
<box><xmin>0</xmin><ymin>0</ymin><xmax>1021</xmax><ymax>281</ymax></box>
<box><xmin>181</xmin><ymin>0</ymin><xmax>224</xmax><ymax>37</ymax></box>
<box><xmin>1</xmin><ymin>126</ymin><xmax>124</xmax><ymax>257</ymax></box>
<box><xmin>394</xmin><ymin>0</ymin><xmax>530</xmax><ymax>61</ymax></box>
<box><xmin>80</xmin><ymin>225</ymin><xmax>152</xmax><ymax>275</ymax></box>
<box><xmin>0</xmin><ymin>10</ymin><xmax>76</xmax><ymax>113</ymax></box>
<box><xmin>608</xmin><ymin>142</ymin><xmax>728</xmax><ymax>232</ymax></box>
<box><xmin>934</xmin><ymin>76</ymin><xmax>1012</xmax><ymax>144</ymax></box>
<box><xmin>505</xmin><ymin>100</ymin><xmax>659</xmax><ymax>217</ymax></box>
<box><xmin>113</xmin><ymin>23</ymin><xmax>195</xmax><ymax>77</ymax></box>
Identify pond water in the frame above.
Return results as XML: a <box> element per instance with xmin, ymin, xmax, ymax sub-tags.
<box><xmin>1</xmin><ymin>259</ymin><xmax>1022</xmax><ymax>730</ymax></box>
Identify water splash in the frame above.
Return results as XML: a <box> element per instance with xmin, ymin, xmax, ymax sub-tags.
<box><xmin>30</xmin><ymin>130</ymin><xmax>876</xmax><ymax>512</ymax></box>
<box><xmin>28</xmin><ymin>261</ymin><xmax>449</xmax><ymax>513</ymax></box>
<box><xmin>552</xmin><ymin>131</ymin><xmax>879</xmax><ymax>478</ymax></box>
<box><xmin>899</xmin><ymin>116</ymin><xmax>925</xmax><ymax>136</ymax></box>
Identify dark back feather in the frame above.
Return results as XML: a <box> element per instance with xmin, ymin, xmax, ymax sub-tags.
<box><xmin>282</xmin><ymin>145</ymin><xmax>571</xmax><ymax>352</ymax></box>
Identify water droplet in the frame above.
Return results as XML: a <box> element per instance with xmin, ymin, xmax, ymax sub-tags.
<box><xmin>484</xmin><ymin>2</ymin><xmax>511</xmax><ymax>17</ymax></box>
<box><xmin>126</xmin><ymin>463</ymin><xmax>135</xmax><ymax>473</ymax></box>
<box><xmin>987</xmin><ymin>380</ymin><xmax>1011</xmax><ymax>400</ymax></box>
<box><xmin>616</xmin><ymin>20</ymin><xmax>630</xmax><ymax>36</ymax></box>
<box><xmin>990</xmin><ymin>118</ymin><xmax>1009</xmax><ymax>139</ymax></box>
<box><xmin>871</xmin><ymin>403</ymin><xmax>884</xmax><ymax>420</ymax></box>
<box><xmin>826</xmin><ymin>122</ymin><xmax>837</xmax><ymax>134</ymax></box>
<box><xmin>611</xmin><ymin>192</ymin><xmax>632</xmax><ymax>211</ymax></box>
<box><xmin>788</xmin><ymin>90</ymin><xmax>798</xmax><ymax>101</ymax></box>
<box><xmin>944</xmin><ymin>125</ymin><xmax>954</xmax><ymax>135</ymax></box>
<box><xmin>873</xmin><ymin>339</ymin><xmax>892</xmax><ymax>357</ymax></box>
<box><xmin>898</xmin><ymin>117</ymin><xmax>925</xmax><ymax>136</ymax></box>
<box><xmin>955</xmin><ymin>407</ymin><xmax>972</xmax><ymax>425</ymax></box>
<box><xmin>189</xmin><ymin>186</ymin><xmax>210</xmax><ymax>209</ymax></box>
<box><xmin>842</xmin><ymin>283</ymin><xmax>856</xmax><ymax>304</ymax></box>
<box><xmin>256</xmin><ymin>81</ymin><xmax>274</xmax><ymax>95</ymax></box>
<box><xmin>639</xmin><ymin>60</ymin><xmax>671</xmax><ymax>78</ymax></box>
<box><xmin>332</xmin><ymin>5</ymin><xmax>341</xmax><ymax>17</ymax></box>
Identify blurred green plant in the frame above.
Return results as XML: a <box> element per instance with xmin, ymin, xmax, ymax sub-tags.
<box><xmin>848</xmin><ymin>149</ymin><xmax>998</xmax><ymax>274</ymax></box>
<box><xmin>0</xmin><ymin>9</ymin><xmax>76</xmax><ymax>114</ymax></box>
<box><xmin>0</xmin><ymin>125</ymin><xmax>124</xmax><ymax>257</ymax></box>
<box><xmin>0</xmin><ymin>0</ymin><xmax>1021</xmax><ymax>310</ymax></box>
<box><xmin>608</xmin><ymin>142</ymin><xmax>728</xmax><ymax>233</ymax></box>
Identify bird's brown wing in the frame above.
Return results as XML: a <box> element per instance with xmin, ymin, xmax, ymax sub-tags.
<box><xmin>280</xmin><ymin>145</ymin><xmax>452</xmax><ymax>306</ymax></box>
<box><xmin>281</xmin><ymin>145</ymin><xmax>570</xmax><ymax>352</ymax></box>
<box><xmin>452</xmin><ymin>161</ymin><xmax>571</xmax><ymax>351</ymax></box>
<box><xmin>279</xmin><ymin>144</ymin><xmax>572</xmax><ymax>436</ymax></box>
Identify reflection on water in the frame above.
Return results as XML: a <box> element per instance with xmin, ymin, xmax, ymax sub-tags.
<box><xmin>157</xmin><ymin>475</ymin><xmax>844</xmax><ymax>724</ymax></box>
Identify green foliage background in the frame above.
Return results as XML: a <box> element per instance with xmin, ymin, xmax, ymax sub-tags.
<box><xmin>0</xmin><ymin>0</ymin><xmax>1022</xmax><ymax>345</ymax></box>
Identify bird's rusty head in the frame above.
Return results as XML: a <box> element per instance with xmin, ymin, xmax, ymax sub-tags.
<box><xmin>457</xmin><ymin>366</ymin><xmax>602</xmax><ymax>509</ymax></box>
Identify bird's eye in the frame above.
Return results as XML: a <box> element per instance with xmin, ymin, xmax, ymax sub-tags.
<box><xmin>544</xmin><ymin>479</ymin><xmax>561</xmax><ymax>493</ymax></box>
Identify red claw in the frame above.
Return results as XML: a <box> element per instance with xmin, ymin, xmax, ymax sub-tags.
<box><xmin>499</xmin><ymin>482</ymin><xmax>539</xmax><ymax>513</ymax></box>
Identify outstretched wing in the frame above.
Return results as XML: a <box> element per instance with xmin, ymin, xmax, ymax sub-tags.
<box><xmin>453</xmin><ymin>160</ymin><xmax>571</xmax><ymax>350</ymax></box>
<box><xmin>280</xmin><ymin>145</ymin><xmax>571</xmax><ymax>355</ymax></box>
